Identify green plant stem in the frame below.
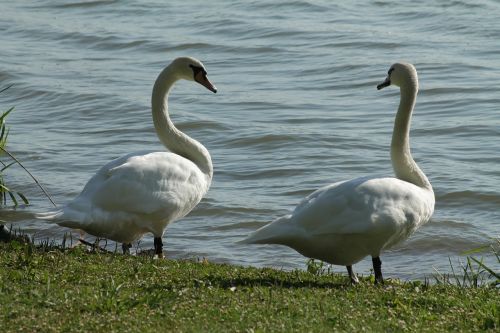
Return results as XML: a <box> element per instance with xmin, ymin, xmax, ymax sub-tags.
<box><xmin>0</xmin><ymin>146</ymin><xmax>56</xmax><ymax>207</ymax></box>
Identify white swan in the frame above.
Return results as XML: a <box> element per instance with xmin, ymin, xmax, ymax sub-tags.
<box><xmin>37</xmin><ymin>57</ymin><xmax>217</xmax><ymax>257</ymax></box>
<box><xmin>240</xmin><ymin>63</ymin><xmax>435</xmax><ymax>284</ymax></box>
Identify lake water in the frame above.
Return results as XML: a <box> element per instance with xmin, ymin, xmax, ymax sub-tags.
<box><xmin>1</xmin><ymin>0</ymin><xmax>499</xmax><ymax>280</ymax></box>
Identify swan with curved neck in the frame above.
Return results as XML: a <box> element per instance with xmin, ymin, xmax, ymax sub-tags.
<box><xmin>241</xmin><ymin>63</ymin><xmax>435</xmax><ymax>284</ymax></box>
<box><xmin>37</xmin><ymin>57</ymin><xmax>217</xmax><ymax>257</ymax></box>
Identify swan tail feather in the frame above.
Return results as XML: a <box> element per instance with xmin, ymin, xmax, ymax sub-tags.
<box><xmin>35</xmin><ymin>210</ymin><xmax>65</xmax><ymax>222</ymax></box>
<box><xmin>239</xmin><ymin>215</ymin><xmax>298</xmax><ymax>245</ymax></box>
<box><xmin>36</xmin><ymin>208</ymin><xmax>86</xmax><ymax>229</ymax></box>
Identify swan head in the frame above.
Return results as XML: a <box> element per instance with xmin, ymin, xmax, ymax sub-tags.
<box><xmin>377</xmin><ymin>63</ymin><xmax>418</xmax><ymax>91</ymax></box>
<box><xmin>171</xmin><ymin>57</ymin><xmax>217</xmax><ymax>93</ymax></box>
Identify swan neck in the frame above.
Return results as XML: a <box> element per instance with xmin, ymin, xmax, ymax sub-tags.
<box><xmin>390</xmin><ymin>82</ymin><xmax>431</xmax><ymax>190</ymax></box>
<box><xmin>151</xmin><ymin>65</ymin><xmax>213</xmax><ymax>181</ymax></box>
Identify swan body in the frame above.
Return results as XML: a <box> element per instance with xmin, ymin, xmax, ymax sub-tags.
<box><xmin>241</xmin><ymin>63</ymin><xmax>435</xmax><ymax>283</ymax></box>
<box><xmin>37</xmin><ymin>57</ymin><xmax>217</xmax><ymax>256</ymax></box>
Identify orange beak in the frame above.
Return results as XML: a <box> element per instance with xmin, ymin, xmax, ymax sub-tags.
<box><xmin>195</xmin><ymin>71</ymin><xmax>217</xmax><ymax>93</ymax></box>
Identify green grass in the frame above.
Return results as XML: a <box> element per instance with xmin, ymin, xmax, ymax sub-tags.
<box><xmin>0</xmin><ymin>241</ymin><xmax>498</xmax><ymax>332</ymax></box>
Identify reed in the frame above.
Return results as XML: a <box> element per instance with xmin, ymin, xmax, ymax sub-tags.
<box><xmin>0</xmin><ymin>85</ymin><xmax>56</xmax><ymax>215</ymax></box>
<box><xmin>0</xmin><ymin>88</ymin><xmax>29</xmax><ymax>209</ymax></box>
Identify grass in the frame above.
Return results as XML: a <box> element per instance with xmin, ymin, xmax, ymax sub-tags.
<box><xmin>432</xmin><ymin>240</ymin><xmax>500</xmax><ymax>289</ymax></box>
<box><xmin>0</xmin><ymin>240</ymin><xmax>498</xmax><ymax>332</ymax></box>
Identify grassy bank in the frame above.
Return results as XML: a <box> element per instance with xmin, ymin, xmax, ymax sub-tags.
<box><xmin>0</xmin><ymin>241</ymin><xmax>497</xmax><ymax>332</ymax></box>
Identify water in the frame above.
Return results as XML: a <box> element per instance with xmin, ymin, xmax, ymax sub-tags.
<box><xmin>1</xmin><ymin>0</ymin><xmax>499</xmax><ymax>280</ymax></box>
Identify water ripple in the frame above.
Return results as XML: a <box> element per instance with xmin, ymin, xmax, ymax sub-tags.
<box><xmin>1</xmin><ymin>0</ymin><xmax>498</xmax><ymax>280</ymax></box>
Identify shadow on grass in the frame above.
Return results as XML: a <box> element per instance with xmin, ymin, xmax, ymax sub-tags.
<box><xmin>139</xmin><ymin>275</ymin><xmax>348</xmax><ymax>293</ymax></box>
<box><xmin>204</xmin><ymin>274</ymin><xmax>349</xmax><ymax>289</ymax></box>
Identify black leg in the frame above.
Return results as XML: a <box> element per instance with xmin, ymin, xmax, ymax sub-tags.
<box><xmin>154</xmin><ymin>237</ymin><xmax>163</xmax><ymax>258</ymax></box>
<box><xmin>372</xmin><ymin>257</ymin><xmax>384</xmax><ymax>285</ymax></box>
<box><xmin>122</xmin><ymin>243</ymin><xmax>132</xmax><ymax>254</ymax></box>
<box><xmin>346</xmin><ymin>265</ymin><xmax>359</xmax><ymax>284</ymax></box>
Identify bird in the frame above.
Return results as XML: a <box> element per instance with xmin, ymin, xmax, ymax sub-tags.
<box><xmin>37</xmin><ymin>57</ymin><xmax>217</xmax><ymax>257</ymax></box>
<box><xmin>240</xmin><ymin>63</ymin><xmax>435</xmax><ymax>284</ymax></box>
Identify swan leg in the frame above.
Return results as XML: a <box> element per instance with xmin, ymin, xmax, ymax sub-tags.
<box><xmin>154</xmin><ymin>237</ymin><xmax>163</xmax><ymax>258</ymax></box>
<box><xmin>122</xmin><ymin>243</ymin><xmax>132</xmax><ymax>254</ymax></box>
<box><xmin>346</xmin><ymin>265</ymin><xmax>359</xmax><ymax>284</ymax></box>
<box><xmin>372</xmin><ymin>257</ymin><xmax>384</xmax><ymax>284</ymax></box>
<box><xmin>70</xmin><ymin>229</ymin><xmax>86</xmax><ymax>248</ymax></box>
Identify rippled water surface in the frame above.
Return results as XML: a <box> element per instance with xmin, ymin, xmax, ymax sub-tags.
<box><xmin>1</xmin><ymin>0</ymin><xmax>499</xmax><ymax>279</ymax></box>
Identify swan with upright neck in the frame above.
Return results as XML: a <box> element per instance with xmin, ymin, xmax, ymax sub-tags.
<box><xmin>37</xmin><ymin>57</ymin><xmax>217</xmax><ymax>256</ymax></box>
<box><xmin>240</xmin><ymin>63</ymin><xmax>434</xmax><ymax>284</ymax></box>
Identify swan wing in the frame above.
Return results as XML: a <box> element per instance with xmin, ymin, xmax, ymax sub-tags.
<box><xmin>291</xmin><ymin>176</ymin><xmax>433</xmax><ymax>237</ymax></box>
<box><xmin>72</xmin><ymin>151</ymin><xmax>208</xmax><ymax>220</ymax></box>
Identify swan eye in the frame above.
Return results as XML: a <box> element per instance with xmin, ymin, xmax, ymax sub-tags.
<box><xmin>189</xmin><ymin>64</ymin><xmax>207</xmax><ymax>77</ymax></box>
<box><xmin>388</xmin><ymin>68</ymin><xmax>395</xmax><ymax>76</ymax></box>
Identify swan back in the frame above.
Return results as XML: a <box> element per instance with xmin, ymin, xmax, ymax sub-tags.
<box><xmin>242</xmin><ymin>176</ymin><xmax>434</xmax><ymax>265</ymax></box>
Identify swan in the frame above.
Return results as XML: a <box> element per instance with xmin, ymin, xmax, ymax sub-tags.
<box><xmin>240</xmin><ymin>63</ymin><xmax>435</xmax><ymax>284</ymax></box>
<box><xmin>37</xmin><ymin>57</ymin><xmax>217</xmax><ymax>257</ymax></box>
